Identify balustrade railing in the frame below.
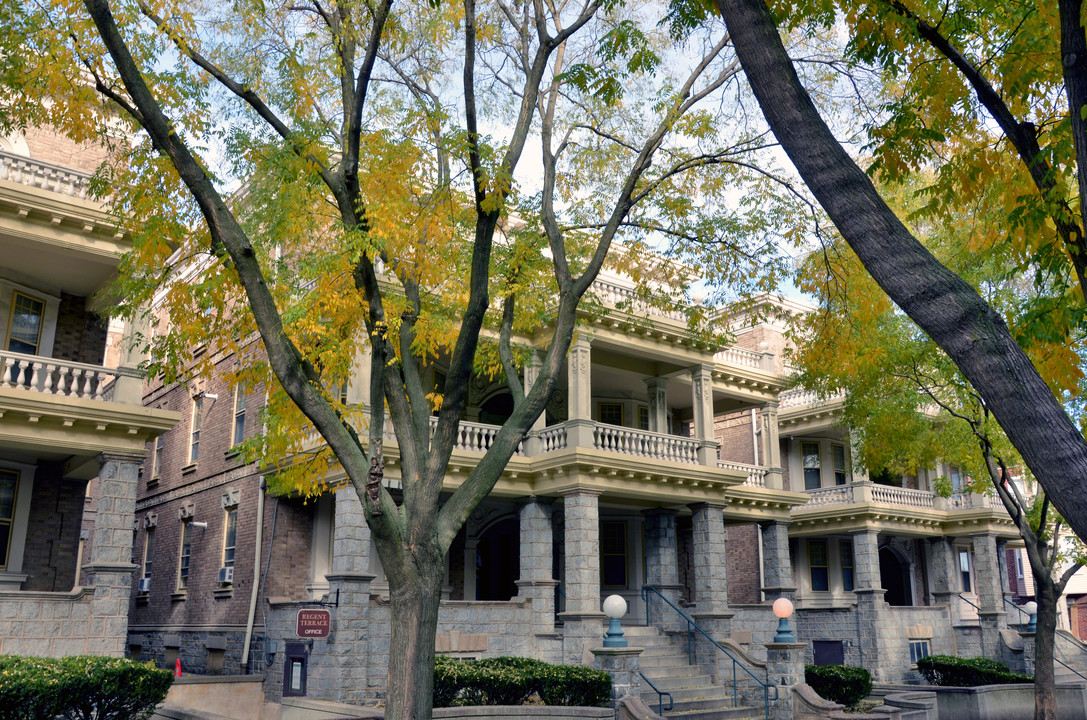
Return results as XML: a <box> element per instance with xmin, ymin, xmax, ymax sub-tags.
<box><xmin>592</xmin><ymin>424</ymin><xmax>700</xmax><ymax>463</ymax></box>
<box><xmin>588</xmin><ymin>278</ymin><xmax>688</xmax><ymax>322</ymax></box>
<box><xmin>0</xmin><ymin>351</ymin><xmax>137</xmax><ymax>402</ymax></box>
<box><xmin>717</xmin><ymin>460</ymin><xmax>768</xmax><ymax>487</ymax></box>
<box><xmin>804</xmin><ymin>484</ymin><xmax>854</xmax><ymax>506</ymax></box>
<box><xmin>0</xmin><ymin>150</ymin><xmax>93</xmax><ymax>199</ymax></box>
<box><xmin>869</xmin><ymin>484</ymin><xmax>936</xmax><ymax>509</ymax></box>
<box><xmin>538</xmin><ymin>424</ymin><xmax>568</xmax><ymax>452</ymax></box>
<box><xmin>779</xmin><ymin>387</ymin><xmax>845</xmax><ymax>410</ymax></box>
<box><xmin>713</xmin><ymin>346</ymin><xmax>767</xmax><ymax>370</ymax></box>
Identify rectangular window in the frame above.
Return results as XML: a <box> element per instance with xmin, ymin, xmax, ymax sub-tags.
<box><xmin>840</xmin><ymin>540</ymin><xmax>855</xmax><ymax>592</ymax></box>
<box><xmin>189</xmin><ymin>397</ymin><xmax>203</xmax><ymax>463</ymax></box>
<box><xmin>832</xmin><ymin>444</ymin><xmax>847</xmax><ymax>485</ymax></box>
<box><xmin>909</xmin><ymin>640</ymin><xmax>930</xmax><ymax>664</ymax></box>
<box><xmin>233</xmin><ymin>387</ymin><xmax>247</xmax><ymax>446</ymax></box>
<box><xmin>142</xmin><ymin>528</ymin><xmax>154</xmax><ymax>580</ymax></box>
<box><xmin>222</xmin><ymin>509</ymin><xmax>237</xmax><ymax>570</ymax></box>
<box><xmin>0</xmin><ymin>468</ymin><xmax>17</xmax><ymax>570</ymax></box>
<box><xmin>599</xmin><ymin>403</ymin><xmax>624</xmax><ymax>427</ymax></box>
<box><xmin>809</xmin><ymin>539</ymin><xmax>829</xmax><ymax>592</ymax></box>
<box><xmin>802</xmin><ymin>442</ymin><xmax>822</xmax><ymax>490</ymax></box>
<box><xmin>177</xmin><ymin>521</ymin><xmax>192</xmax><ymax>590</ymax></box>
<box><xmin>151</xmin><ymin>435</ymin><xmax>164</xmax><ymax>478</ymax></box>
<box><xmin>959</xmin><ymin>549</ymin><xmax>972</xmax><ymax>593</ymax></box>
<box><xmin>638</xmin><ymin>406</ymin><xmax>649</xmax><ymax>431</ymax></box>
<box><xmin>950</xmin><ymin>466</ymin><xmax>964</xmax><ymax>492</ymax></box>
<box><xmin>600</xmin><ymin>521</ymin><xmax>627</xmax><ymax>587</ymax></box>
<box><xmin>7</xmin><ymin>292</ymin><xmax>44</xmax><ymax>354</ymax></box>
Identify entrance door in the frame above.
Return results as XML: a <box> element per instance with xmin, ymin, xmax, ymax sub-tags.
<box><xmin>879</xmin><ymin>546</ymin><xmax>912</xmax><ymax>606</ymax></box>
<box><xmin>475</xmin><ymin>518</ymin><xmax>519</xmax><ymax>601</ymax></box>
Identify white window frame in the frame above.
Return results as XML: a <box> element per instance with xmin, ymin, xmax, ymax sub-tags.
<box><xmin>177</xmin><ymin>520</ymin><xmax>193</xmax><ymax>591</ymax></box>
<box><xmin>189</xmin><ymin>396</ymin><xmax>203</xmax><ymax>464</ymax></box>
<box><xmin>142</xmin><ymin>527</ymin><xmax>155</xmax><ymax>582</ymax></box>
<box><xmin>0</xmin><ymin>282</ymin><xmax>59</xmax><ymax>358</ymax></box>
<box><xmin>221</xmin><ymin>507</ymin><xmax>238</xmax><ymax>572</ymax></box>
<box><xmin>0</xmin><ymin>462</ymin><xmax>34</xmax><ymax>587</ymax></box>
<box><xmin>232</xmin><ymin>386</ymin><xmax>247</xmax><ymax>446</ymax></box>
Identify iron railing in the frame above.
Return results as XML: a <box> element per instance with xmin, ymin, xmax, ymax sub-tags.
<box><xmin>639</xmin><ymin>671</ymin><xmax>674</xmax><ymax>717</ymax></box>
<box><xmin>643</xmin><ymin>585</ymin><xmax>776</xmax><ymax>719</ymax></box>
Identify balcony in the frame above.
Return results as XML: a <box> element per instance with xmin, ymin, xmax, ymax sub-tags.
<box><xmin>0</xmin><ymin>149</ymin><xmax>93</xmax><ymax>199</ymax></box>
<box><xmin>0</xmin><ymin>350</ymin><xmax>141</xmax><ymax>402</ymax></box>
<box><xmin>791</xmin><ymin>481</ymin><xmax>1016</xmax><ymax>538</ymax></box>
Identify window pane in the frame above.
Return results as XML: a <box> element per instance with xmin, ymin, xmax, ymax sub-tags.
<box><xmin>802</xmin><ymin>443</ymin><xmax>821</xmax><ymax>489</ymax></box>
<box><xmin>8</xmin><ymin>293</ymin><xmax>44</xmax><ymax>354</ymax></box>
<box><xmin>959</xmin><ymin>550</ymin><xmax>971</xmax><ymax>592</ymax></box>
<box><xmin>833</xmin><ymin>445</ymin><xmax>847</xmax><ymax>485</ymax></box>
<box><xmin>0</xmin><ymin>469</ymin><xmax>16</xmax><ymax>520</ymax></box>
<box><xmin>223</xmin><ymin>510</ymin><xmax>237</xmax><ymax>567</ymax></box>
<box><xmin>809</xmin><ymin>540</ymin><xmax>829</xmax><ymax>591</ymax></box>
<box><xmin>601</xmin><ymin>521</ymin><xmax>627</xmax><ymax>586</ymax></box>
<box><xmin>144</xmin><ymin>529</ymin><xmax>154</xmax><ymax>579</ymax></box>
<box><xmin>840</xmin><ymin>541</ymin><xmax>854</xmax><ymax>592</ymax></box>
<box><xmin>599</xmin><ymin>403</ymin><xmax>623</xmax><ymax>426</ymax></box>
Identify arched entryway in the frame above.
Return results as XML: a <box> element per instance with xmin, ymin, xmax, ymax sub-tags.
<box><xmin>479</xmin><ymin>392</ymin><xmax>514</xmax><ymax>426</ymax></box>
<box><xmin>475</xmin><ymin>517</ymin><xmax>519</xmax><ymax>601</ymax></box>
<box><xmin>879</xmin><ymin>546</ymin><xmax>912</xmax><ymax>606</ymax></box>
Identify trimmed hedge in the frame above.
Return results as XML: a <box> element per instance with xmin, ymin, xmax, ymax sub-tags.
<box><xmin>916</xmin><ymin>655</ymin><xmax>1033</xmax><ymax>686</ymax></box>
<box><xmin>434</xmin><ymin>656</ymin><xmax>611</xmax><ymax>708</ymax></box>
<box><xmin>0</xmin><ymin>655</ymin><xmax>173</xmax><ymax>720</ymax></box>
<box><xmin>805</xmin><ymin>664</ymin><xmax>872</xmax><ymax>708</ymax></box>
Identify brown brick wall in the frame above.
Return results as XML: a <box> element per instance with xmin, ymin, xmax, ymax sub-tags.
<box><xmin>726</xmin><ymin>524</ymin><xmax>761</xmax><ymax>604</ymax></box>
<box><xmin>131</xmin><ymin>353</ymin><xmax>314</xmax><ymax>631</ymax></box>
<box><xmin>22</xmin><ymin>462</ymin><xmax>86</xmax><ymax>592</ymax></box>
<box><xmin>715</xmin><ymin>409</ymin><xmax>757</xmax><ymax>465</ymax></box>
<box><xmin>732</xmin><ymin>326</ymin><xmax>790</xmax><ymax>374</ymax></box>
<box><xmin>51</xmin><ymin>293</ymin><xmax>107</xmax><ymax>365</ymax></box>
<box><xmin>22</xmin><ymin>126</ymin><xmax>110</xmax><ymax>173</ymax></box>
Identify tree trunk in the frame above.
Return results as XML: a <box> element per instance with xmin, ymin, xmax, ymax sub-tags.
<box><xmin>713</xmin><ymin>0</ymin><xmax>1087</xmax><ymax>543</ymax></box>
<box><xmin>384</xmin><ymin>548</ymin><xmax>445</xmax><ymax>720</ymax></box>
<box><xmin>1034</xmin><ymin>580</ymin><xmax>1060</xmax><ymax>720</ymax></box>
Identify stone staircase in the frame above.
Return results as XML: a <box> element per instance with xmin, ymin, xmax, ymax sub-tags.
<box><xmin>626</xmin><ymin>625</ymin><xmax>766</xmax><ymax>720</ymax></box>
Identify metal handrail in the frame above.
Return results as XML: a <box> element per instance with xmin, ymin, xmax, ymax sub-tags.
<box><xmin>1054</xmin><ymin>655</ymin><xmax>1087</xmax><ymax>683</ymax></box>
<box><xmin>958</xmin><ymin>592</ymin><xmax>982</xmax><ymax>612</ymax></box>
<box><xmin>639</xmin><ymin>671</ymin><xmax>674</xmax><ymax>717</ymax></box>
<box><xmin>643</xmin><ymin>585</ymin><xmax>777</xmax><ymax>719</ymax></box>
<box><xmin>1003</xmin><ymin>598</ymin><xmax>1030</xmax><ymax>624</ymax></box>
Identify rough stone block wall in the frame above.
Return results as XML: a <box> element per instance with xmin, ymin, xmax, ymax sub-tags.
<box><xmin>0</xmin><ymin>591</ymin><xmax>97</xmax><ymax>656</ymax></box>
<box><xmin>52</xmin><ymin>293</ymin><xmax>107</xmax><ymax>366</ymax></box>
<box><xmin>726</xmin><ymin>524</ymin><xmax>761</xmax><ymax>604</ymax></box>
<box><xmin>125</xmin><ymin>628</ymin><xmax>256</xmax><ymax>675</ymax></box>
<box><xmin>22</xmin><ymin>126</ymin><xmax>110</xmax><ymax>173</ymax></box>
<box><xmin>22</xmin><ymin>463</ymin><xmax>85</xmax><ymax>592</ymax></box>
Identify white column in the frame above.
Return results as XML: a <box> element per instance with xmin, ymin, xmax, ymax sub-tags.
<box><xmin>567</xmin><ymin>335</ymin><xmax>595</xmax><ymax>448</ymax></box>
<box><xmin>690</xmin><ymin>364</ymin><xmax>718</xmax><ymax>465</ymax></box>
<box><xmin>644</xmin><ymin>378</ymin><xmax>669</xmax><ymax>433</ymax></box>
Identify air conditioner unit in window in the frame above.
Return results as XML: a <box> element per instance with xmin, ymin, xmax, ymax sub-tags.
<box><xmin>218</xmin><ymin>566</ymin><xmax>234</xmax><ymax>585</ymax></box>
<box><xmin>137</xmin><ymin>577</ymin><xmax>152</xmax><ymax>593</ymax></box>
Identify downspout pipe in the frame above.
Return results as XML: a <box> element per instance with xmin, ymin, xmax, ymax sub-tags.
<box><xmin>241</xmin><ymin>478</ymin><xmax>266</xmax><ymax>672</ymax></box>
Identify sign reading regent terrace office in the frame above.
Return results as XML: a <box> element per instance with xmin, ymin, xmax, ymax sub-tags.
<box><xmin>296</xmin><ymin>609</ymin><xmax>332</xmax><ymax>638</ymax></box>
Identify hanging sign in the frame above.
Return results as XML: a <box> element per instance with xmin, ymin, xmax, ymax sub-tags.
<box><xmin>296</xmin><ymin>609</ymin><xmax>332</xmax><ymax>638</ymax></box>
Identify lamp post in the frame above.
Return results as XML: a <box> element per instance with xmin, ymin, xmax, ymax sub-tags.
<box><xmin>602</xmin><ymin>594</ymin><xmax>628</xmax><ymax>648</ymax></box>
<box><xmin>1023</xmin><ymin>600</ymin><xmax>1038</xmax><ymax>633</ymax></box>
<box><xmin>773</xmin><ymin>597</ymin><xmax>796</xmax><ymax>643</ymax></box>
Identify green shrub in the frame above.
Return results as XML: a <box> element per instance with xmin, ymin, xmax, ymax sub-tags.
<box><xmin>0</xmin><ymin>655</ymin><xmax>172</xmax><ymax>720</ymax></box>
<box><xmin>433</xmin><ymin>656</ymin><xmax>611</xmax><ymax>708</ymax></box>
<box><xmin>916</xmin><ymin>655</ymin><xmax>1033</xmax><ymax>686</ymax></box>
<box><xmin>805</xmin><ymin>664</ymin><xmax>872</xmax><ymax>708</ymax></box>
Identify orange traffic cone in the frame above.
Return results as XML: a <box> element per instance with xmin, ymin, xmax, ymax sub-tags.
<box><xmin>174</xmin><ymin>658</ymin><xmax>182</xmax><ymax>678</ymax></box>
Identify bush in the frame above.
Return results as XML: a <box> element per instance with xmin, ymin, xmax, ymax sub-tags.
<box><xmin>916</xmin><ymin>655</ymin><xmax>1033</xmax><ymax>686</ymax></box>
<box><xmin>805</xmin><ymin>664</ymin><xmax>872</xmax><ymax>708</ymax></box>
<box><xmin>433</xmin><ymin>656</ymin><xmax>611</xmax><ymax>708</ymax></box>
<box><xmin>0</xmin><ymin>655</ymin><xmax>172</xmax><ymax>720</ymax></box>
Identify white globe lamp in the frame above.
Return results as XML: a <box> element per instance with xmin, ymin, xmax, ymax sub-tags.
<box><xmin>602</xmin><ymin>594</ymin><xmax>628</xmax><ymax>647</ymax></box>
<box><xmin>772</xmin><ymin>597</ymin><xmax>796</xmax><ymax>643</ymax></box>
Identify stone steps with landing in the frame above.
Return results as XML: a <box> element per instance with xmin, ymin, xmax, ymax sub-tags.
<box><xmin>633</xmin><ymin>625</ymin><xmax>764</xmax><ymax>720</ymax></box>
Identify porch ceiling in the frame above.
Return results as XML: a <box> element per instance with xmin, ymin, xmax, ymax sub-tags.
<box><xmin>788</xmin><ymin>503</ymin><xmax>1018</xmax><ymax>539</ymax></box>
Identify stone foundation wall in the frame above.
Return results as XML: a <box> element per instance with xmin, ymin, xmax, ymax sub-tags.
<box><xmin>0</xmin><ymin>589</ymin><xmax>97</xmax><ymax>656</ymax></box>
<box><xmin>126</xmin><ymin>627</ymin><xmax>262</xmax><ymax>675</ymax></box>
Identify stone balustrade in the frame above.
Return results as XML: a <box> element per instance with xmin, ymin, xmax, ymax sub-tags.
<box><xmin>0</xmin><ymin>149</ymin><xmax>93</xmax><ymax>198</ymax></box>
<box><xmin>0</xmin><ymin>351</ymin><xmax>141</xmax><ymax>402</ymax></box>
<box><xmin>717</xmin><ymin>459</ymin><xmax>769</xmax><ymax>487</ymax></box>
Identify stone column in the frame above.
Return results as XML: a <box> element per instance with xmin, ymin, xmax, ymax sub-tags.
<box><xmin>760</xmin><ymin>521</ymin><xmax>795</xmax><ymax>602</ymax></box>
<box><xmin>517</xmin><ymin>498</ymin><xmax>557</xmax><ymax>636</ymax></box>
<box><xmin>567</xmin><ymin>336</ymin><xmax>595</xmax><ymax>449</ymax></box>
<box><xmin>591</xmin><ymin>647</ymin><xmax>645</xmax><ymax>706</ymax></box>
<box><xmin>997</xmin><ymin>539</ymin><xmax>1012</xmax><ymax>606</ymax></box>
<box><xmin>973</xmin><ymin>533</ymin><xmax>1007</xmax><ymax>656</ymax></box>
<box><xmin>86</xmin><ymin>453</ymin><xmax>143</xmax><ymax>657</ymax></box>
<box><xmin>690</xmin><ymin>365</ymin><xmax>719</xmax><ymax>466</ymax></box>
<box><xmin>318</xmin><ymin>484</ymin><xmax>376</xmax><ymax>704</ymax></box>
<box><xmin>112</xmin><ymin>317</ymin><xmax>148</xmax><ymax>404</ymax></box>
<box><xmin>560</xmin><ymin>489</ymin><xmax>605</xmax><ymax>664</ymax></box>
<box><xmin>521</xmin><ymin>353</ymin><xmax>546</xmax><ymax>455</ymax></box>
<box><xmin>690</xmin><ymin>503</ymin><xmax>731</xmax><ymax>680</ymax></box>
<box><xmin>850</xmin><ymin>529</ymin><xmax>887</xmax><ymax>680</ymax></box>
<box><xmin>760</xmin><ymin>402</ymin><xmax>783</xmax><ymax>489</ymax></box>
<box><xmin>764</xmin><ymin>642</ymin><xmax>808</xmax><ymax>720</ymax></box>
<box><xmin>929</xmin><ymin>537</ymin><xmax>956</xmax><ymax>606</ymax></box>
<box><xmin>643</xmin><ymin>509</ymin><xmax>683</xmax><ymax>631</ymax></box>
<box><xmin>644</xmin><ymin>378</ymin><xmax>669</xmax><ymax>433</ymax></box>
